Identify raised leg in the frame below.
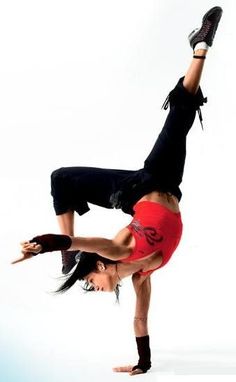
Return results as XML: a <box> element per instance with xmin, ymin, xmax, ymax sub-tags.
<box><xmin>144</xmin><ymin>6</ymin><xmax>223</xmax><ymax>194</ymax></box>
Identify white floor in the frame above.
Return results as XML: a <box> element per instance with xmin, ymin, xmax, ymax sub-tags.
<box><xmin>1</xmin><ymin>1</ymin><xmax>236</xmax><ymax>381</ymax></box>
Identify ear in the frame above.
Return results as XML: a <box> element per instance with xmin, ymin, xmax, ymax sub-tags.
<box><xmin>96</xmin><ymin>261</ymin><xmax>106</xmax><ymax>272</ymax></box>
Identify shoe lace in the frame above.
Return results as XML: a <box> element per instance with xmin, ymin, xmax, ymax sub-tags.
<box><xmin>197</xmin><ymin>20</ymin><xmax>212</xmax><ymax>40</ymax></box>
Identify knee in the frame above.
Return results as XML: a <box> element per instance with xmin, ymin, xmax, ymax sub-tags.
<box><xmin>51</xmin><ymin>167</ymin><xmax>66</xmax><ymax>187</ymax></box>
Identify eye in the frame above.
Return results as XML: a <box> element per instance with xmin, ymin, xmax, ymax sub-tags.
<box><xmin>83</xmin><ymin>280</ymin><xmax>95</xmax><ymax>292</ymax></box>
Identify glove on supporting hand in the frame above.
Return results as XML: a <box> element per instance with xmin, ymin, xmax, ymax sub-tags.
<box><xmin>132</xmin><ymin>335</ymin><xmax>151</xmax><ymax>373</ymax></box>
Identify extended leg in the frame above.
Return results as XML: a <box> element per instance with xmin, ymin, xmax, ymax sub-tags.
<box><xmin>143</xmin><ymin>6</ymin><xmax>223</xmax><ymax>198</ymax></box>
<box><xmin>99</xmin><ymin>8</ymin><xmax>223</xmax><ymax>212</ymax></box>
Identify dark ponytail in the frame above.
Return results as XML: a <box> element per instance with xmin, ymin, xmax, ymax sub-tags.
<box><xmin>56</xmin><ymin>262</ymin><xmax>82</xmax><ymax>293</ymax></box>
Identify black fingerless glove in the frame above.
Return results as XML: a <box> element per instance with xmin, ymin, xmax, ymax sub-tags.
<box><xmin>30</xmin><ymin>234</ymin><xmax>72</xmax><ymax>254</ymax></box>
<box><xmin>132</xmin><ymin>335</ymin><xmax>151</xmax><ymax>373</ymax></box>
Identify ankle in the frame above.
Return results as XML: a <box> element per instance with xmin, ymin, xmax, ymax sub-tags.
<box><xmin>194</xmin><ymin>41</ymin><xmax>209</xmax><ymax>52</ymax></box>
<box><xmin>194</xmin><ymin>49</ymin><xmax>208</xmax><ymax>56</ymax></box>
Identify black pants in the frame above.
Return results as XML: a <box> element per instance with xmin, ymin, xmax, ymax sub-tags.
<box><xmin>51</xmin><ymin>77</ymin><xmax>206</xmax><ymax>216</ymax></box>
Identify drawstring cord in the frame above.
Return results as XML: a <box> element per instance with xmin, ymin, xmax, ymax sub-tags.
<box><xmin>197</xmin><ymin>96</ymin><xmax>208</xmax><ymax>129</ymax></box>
<box><xmin>161</xmin><ymin>94</ymin><xmax>170</xmax><ymax>110</ymax></box>
<box><xmin>161</xmin><ymin>93</ymin><xmax>207</xmax><ymax>130</ymax></box>
<box><xmin>197</xmin><ymin>107</ymin><xmax>204</xmax><ymax>130</ymax></box>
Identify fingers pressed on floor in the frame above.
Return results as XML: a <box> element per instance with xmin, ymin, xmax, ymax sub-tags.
<box><xmin>129</xmin><ymin>368</ymin><xmax>144</xmax><ymax>376</ymax></box>
<box><xmin>113</xmin><ymin>366</ymin><xmax>133</xmax><ymax>373</ymax></box>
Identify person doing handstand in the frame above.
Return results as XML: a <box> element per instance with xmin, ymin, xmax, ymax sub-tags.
<box><xmin>12</xmin><ymin>7</ymin><xmax>223</xmax><ymax>376</ymax></box>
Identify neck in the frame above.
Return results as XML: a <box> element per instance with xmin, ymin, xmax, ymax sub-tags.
<box><xmin>116</xmin><ymin>261</ymin><xmax>142</xmax><ymax>280</ymax></box>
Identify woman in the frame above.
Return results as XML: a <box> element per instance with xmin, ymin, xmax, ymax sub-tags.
<box><xmin>12</xmin><ymin>6</ymin><xmax>223</xmax><ymax>376</ymax></box>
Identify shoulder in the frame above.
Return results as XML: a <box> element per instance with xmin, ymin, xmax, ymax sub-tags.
<box><xmin>101</xmin><ymin>228</ymin><xmax>131</xmax><ymax>260</ymax></box>
<box><xmin>113</xmin><ymin>226</ymin><xmax>132</xmax><ymax>245</ymax></box>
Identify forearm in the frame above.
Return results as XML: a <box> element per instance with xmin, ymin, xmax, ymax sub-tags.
<box><xmin>30</xmin><ymin>233</ymin><xmax>127</xmax><ymax>260</ymax></box>
<box><xmin>133</xmin><ymin>276</ymin><xmax>151</xmax><ymax>336</ymax></box>
<box><xmin>132</xmin><ymin>276</ymin><xmax>152</xmax><ymax>373</ymax></box>
<box><xmin>134</xmin><ymin>317</ymin><xmax>148</xmax><ymax>337</ymax></box>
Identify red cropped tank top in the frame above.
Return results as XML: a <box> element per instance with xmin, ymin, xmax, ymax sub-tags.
<box><xmin>121</xmin><ymin>201</ymin><xmax>183</xmax><ymax>276</ymax></box>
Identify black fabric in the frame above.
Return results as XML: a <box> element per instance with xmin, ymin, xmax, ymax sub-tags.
<box><xmin>30</xmin><ymin>234</ymin><xmax>72</xmax><ymax>254</ymax></box>
<box><xmin>132</xmin><ymin>335</ymin><xmax>151</xmax><ymax>373</ymax></box>
<box><xmin>193</xmin><ymin>55</ymin><xmax>206</xmax><ymax>59</ymax></box>
<box><xmin>51</xmin><ymin>77</ymin><xmax>207</xmax><ymax>216</ymax></box>
<box><xmin>51</xmin><ymin>167</ymin><xmax>135</xmax><ymax>215</ymax></box>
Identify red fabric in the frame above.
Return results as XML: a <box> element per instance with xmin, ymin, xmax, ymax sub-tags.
<box><xmin>121</xmin><ymin>201</ymin><xmax>183</xmax><ymax>276</ymax></box>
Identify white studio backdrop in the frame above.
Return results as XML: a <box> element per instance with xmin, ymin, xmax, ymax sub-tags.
<box><xmin>0</xmin><ymin>1</ymin><xmax>235</xmax><ymax>381</ymax></box>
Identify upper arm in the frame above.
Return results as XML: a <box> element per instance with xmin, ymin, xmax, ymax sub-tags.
<box><xmin>99</xmin><ymin>239</ymin><xmax>131</xmax><ymax>260</ymax></box>
<box><xmin>70</xmin><ymin>236</ymin><xmax>130</xmax><ymax>261</ymax></box>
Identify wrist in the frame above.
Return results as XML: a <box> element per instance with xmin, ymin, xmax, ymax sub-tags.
<box><xmin>132</xmin><ymin>335</ymin><xmax>151</xmax><ymax>373</ymax></box>
<box><xmin>30</xmin><ymin>234</ymin><xmax>72</xmax><ymax>254</ymax></box>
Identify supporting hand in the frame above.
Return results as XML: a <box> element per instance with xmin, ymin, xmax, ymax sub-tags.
<box><xmin>113</xmin><ymin>365</ymin><xmax>144</xmax><ymax>376</ymax></box>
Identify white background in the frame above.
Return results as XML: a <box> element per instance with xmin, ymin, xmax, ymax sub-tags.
<box><xmin>0</xmin><ymin>1</ymin><xmax>235</xmax><ymax>381</ymax></box>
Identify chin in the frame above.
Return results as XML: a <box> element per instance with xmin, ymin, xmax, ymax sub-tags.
<box><xmin>105</xmin><ymin>284</ymin><xmax>115</xmax><ymax>292</ymax></box>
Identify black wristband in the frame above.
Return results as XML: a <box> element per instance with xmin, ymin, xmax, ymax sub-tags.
<box><xmin>30</xmin><ymin>234</ymin><xmax>72</xmax><ymax>254</ymax></box>
<box><xmin>132</xmin><ymin>335</ymin><xmax>151</xmax><ymax>373</ymax></box>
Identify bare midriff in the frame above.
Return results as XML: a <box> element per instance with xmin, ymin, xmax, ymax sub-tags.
<box><xmin>138</xmin><ymin>191</ymin><xmax>180</xmax><ymax>213</ymax></box>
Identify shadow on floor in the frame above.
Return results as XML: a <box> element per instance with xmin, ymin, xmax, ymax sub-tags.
<box><xmin>151</xmin><ymin>349</ymin><xmax>236</xmax><ymax>375</ymax></box>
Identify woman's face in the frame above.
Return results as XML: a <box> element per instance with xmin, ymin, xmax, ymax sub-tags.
<box><xmin>85</xmin><ymin>262</ymin><xmax>117</xmax><ymax>292</ymax></box>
